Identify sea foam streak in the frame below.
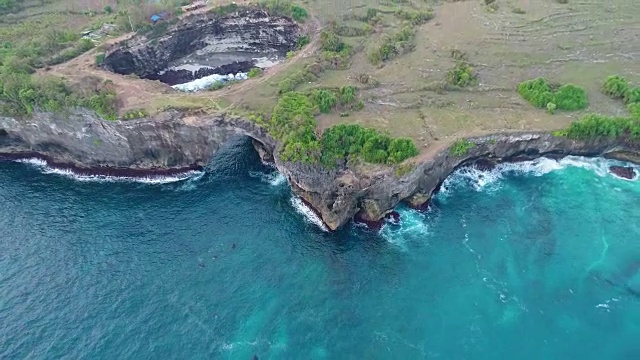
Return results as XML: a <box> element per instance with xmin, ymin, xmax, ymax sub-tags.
<box><xmin>248</xmin><ymin>170</ymin><xmax>286</xmax><ymax>186</ymax></box>
<box><xmin>290</xmin><ymin>196</ymin><xmax>329</xmax><ymax>232</ymax></box>
<box><xmin>441</xmin><ymin>156</ymin><xmax>638</xmax><ymax>195</ymax></box>
<box><xmin>15</xmin><ymin>158</ymin><xmax>203</xmax><ymax>184</ymax></box>
<box><xmin>379</xmin><ymin>208</ymin><xmax>429</xmax><ymax>250</ymax></box>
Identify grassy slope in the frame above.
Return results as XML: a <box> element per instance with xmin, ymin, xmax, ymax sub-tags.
<box><xmin>5</xmin><ymin>0</ymin><xmax>640</xmax><ymax>155</ymax></box>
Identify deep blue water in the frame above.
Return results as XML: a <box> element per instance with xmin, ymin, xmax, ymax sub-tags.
<box><xmin>2</xmin><ymin>138</ymin><xmax>640</xmax><ymax>359</ymax></box>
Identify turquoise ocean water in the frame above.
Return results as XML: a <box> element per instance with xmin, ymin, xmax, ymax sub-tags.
<box><xmin>1</xmin><ymin>137</ymin><xmax>640</xmax><ymax>359</ymax></box>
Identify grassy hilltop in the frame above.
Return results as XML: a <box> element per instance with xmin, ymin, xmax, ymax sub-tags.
<box><xmin>1</xmin><ymin>0</ymin><xmax>640</xmax><ymax>165</ymax></box>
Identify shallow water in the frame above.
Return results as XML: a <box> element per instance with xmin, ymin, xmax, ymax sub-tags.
<box><xmin>1</xmin><ymin>138</ymin><xmax>640</xmax><ymax>359</ymax></box>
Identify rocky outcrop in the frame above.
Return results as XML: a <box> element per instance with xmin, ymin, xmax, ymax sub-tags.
<box><xmin>277</xmin><ymin>133</ymin><xmax>640</xmax><ymax>230</ymax></box>
<box><xmin>102</xmin><ymin>8</ymin><xmax>300</xmax><ymax>83</ymax></box>
<box><xmin>609</xmin><ymin>166</ymin><xmax>637</xmax><ymax>180</ymax></box>
<box><xmin>0</xmin><ymin>110</ymin><xmax>275</xmax><ymax>175</ymax></box>
<box><xmin>2</xmin><ymin>110</ymin><xmax>639</xmax><ymax>231</ymax></box>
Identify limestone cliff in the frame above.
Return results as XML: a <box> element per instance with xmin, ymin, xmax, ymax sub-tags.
<box><xmin>277</xmin><ymin>134</ymin><xmax>640</xmax><ymax>230</ymax></box>
<box><xmin>0</xmin><ymin>110</ymin><xmax>275</xmax><ymax>175</ymax></box>
<box><xmin>102</xmin><ymin>8</ymin><xmax>300</xmax><ymax>83</ymax></box>
<box><xmin>1</xmin><ymin>111</ymin><xmax>638</xmax><ymax>230</ymax></box>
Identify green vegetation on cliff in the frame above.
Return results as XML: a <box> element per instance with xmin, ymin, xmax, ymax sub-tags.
<box><xmin>450</xmin><ymin>139</ymin><xmax>475</xmax><ymax>156</ymax></box>
<box><xmin>556</xmin><ymin>75</ymin><xmax>640</xmax><ymax>140</ymax></box>
<box><xmin>518</xmin><ymin>78</ymin><xmax>588</xmax><ymax>111</ymax></box>
<box><xmin>266</xmin><ymin>90</ymin><xmax>417</xmax><ymax>166</ymax></box>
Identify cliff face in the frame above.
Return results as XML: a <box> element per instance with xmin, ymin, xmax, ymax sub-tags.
<box><xmin>277</xmin><ymin>134</ymin><xmax>640</xmax><ymax>230</ymax></box>
<box><xmin>0</xmin><ymin>110</ymin><xmax>275</xmax><ymax>174</ymax></box>
<box><xmin>102</xmin><ymin>8</ymin><xmax>300</xmax><ymax>82</ymax></box>
<box><xmin>1</xmin><ymin>111</ymin><xmax>638</xmax><ymax>230</ymax></box>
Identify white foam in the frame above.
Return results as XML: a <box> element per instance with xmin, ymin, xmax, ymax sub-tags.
<box><xmin>379</xmin><ymin>208</ymin><xmax>429</xmax><ymax>250</ymax></box>
<box><xmin>290</xmin><ymin>196</ymin><xmax>329</xmax><ymax>232</ymax></box>
<box><xmin>248</xmin><ymin>170</ymin><xmax>287</xmax><ymax>186</ymax></box>
<box><xmin>15</xmin><ymin>158</ymin><xmax>203</xmax><ymax>184</ymax></box>
<box><xmin>441</xmin><ymin>156</ymin><xmax>638</xmax><ymax>193</ymax></box>
<box><xmin>172</xmin><ymin>72</ymin><xmax>248</xmax><ymax>92</ymax></box>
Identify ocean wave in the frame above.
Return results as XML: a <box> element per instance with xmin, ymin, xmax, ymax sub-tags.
<box><xmin>15</xmin><ymin>158</ymin><xmax>203</xmax><ymax>184</ymax></box>
<box><xmin>441</xmin><ymin>156</ymin><xmax>638</xmax><ymax>194</ymax></box>
<box><xmin>248</xmin><ymin>170</ymin><xmax>287</xmax><ymax>186</ymax></box>
<box><xmin>172</xmin><ymin>72</ymin><xmax>248</xmax><ymax>92</ymax></box>
<box><xmin>379</xmin><ymin>208</ymin><xmax>429</xmax><ymax>250</ymax></box>
<box><xmin>290</xmin><ymin>196</ymin><xmax>329</xmax><ymax>232</ymax></box>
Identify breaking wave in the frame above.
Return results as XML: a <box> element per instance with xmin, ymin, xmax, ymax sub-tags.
<box><xmin>438</xmin><ymin>156</ymin><xmax>638</xmax><ymax>197</ymax></box>
<box><xmin>290</xmin><ymin>196</ymin><xmax>329</xmax><ymax>232</ymax></box>
<box><xmin>15</xmin><ymin>158</ymin><xmax>203</xmax><ymax>184</ymax></box>
<box><xmin>248</xmin><ymin>170</ymin><xmax>286</xmax><ymax>186</ymax></box>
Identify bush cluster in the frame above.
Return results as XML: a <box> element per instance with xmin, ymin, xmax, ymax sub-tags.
<box><xmin>247</xmin><ymin>67</ymin><xmax>263</xmax><ymax>78</ymax></box>
<box><xmin>320</xmin><ymin>31</ymin><xmax>352</xmax><ymax>69</ymax></box>
<box><xmin>600</xmin><ymin>75</ymin><xmax>640</xmax><ymax>117</ymax></box>
<box><xmin>517</xmin><ymin>78</ymin><xmax>588</xmax><ymax>111</ymax></box>
<box><xmin>450</xmin><ymin>139</ymin><xmax>475</xmax><ymax>156</ymax></box>
<box><xmin>367</xmin><ymin>26</ymin><xmax>415</xmax><ymax>65</ymax></box>
<box><xmin>295</xmin><ymin>35</ymin><xmax>310</xmax><ymax>50</ymax></box>
<box><xmin>320</xmin><ymin>124</ymin><xmax>419</xmax><ymax>165</ymax></box>
<box><xmin>266</xmin><ymin>90</ymin><xmax>415</xmax><ymax>166</ymax></box>
<box><xmin>394</xmin><ymin>8</ymin><xmax>434</xmax><ymax>25</ymax></box>
<box><xmin>561</xmin><ymin>114</ymin><xmax>640</xmax><ymax>139</ymax></box>
<box><xmin>446</xmin><ymin>62</ymin><xmax>476</xmax><ymax>87</ymax></box>
<box><xmin>0</xmin><ymin>71</ymin><xmax>118</xmax><ymax>119</ymax></box>
<box><xmin>122</xmin><ymin>108</ymin><xmax>149</xmax><ymax>120</ymax></box>
<box><xmin>601</xmin><ymin>75</ymin><xmax>629</xmax><ymax>100</ymax></box>
<box><xmin>258</xmin><ymin>0</ymin><xmax>308</xmax><ymax>23</ymax></box>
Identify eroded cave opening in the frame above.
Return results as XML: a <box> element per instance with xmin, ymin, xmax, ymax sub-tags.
<box><xmin>101</xmin><ymin>8</ymin><xmax>301</xmax><ymax>91</ymax></box>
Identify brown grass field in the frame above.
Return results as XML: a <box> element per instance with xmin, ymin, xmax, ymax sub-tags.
<box><xmin>4</xmin><ymin>0</ymin><xmax>640</xmax><ymax>154</ymax></box>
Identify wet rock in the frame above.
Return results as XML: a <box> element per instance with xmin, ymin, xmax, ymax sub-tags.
<box><xmin>384</xmin><ymin>211</ymin><xmax>401</xmax><ymax>224</ymax></box>
<box><xmin>472</xmin><ymin>158</ymin><xmax>497</xmax><ymax>171</ymax></box>
<box><xmin>102</xmin><ymin>8</ymin><xmax>300</xmax><ymax>84</ymax></box>
<box><xmin>353</xmin><ymin>212</ymin><xmax>384</xmax><ymax>231</ymax></box>
<box><xmin>609</xmin><ymin>166</ymin><xmax>637</xmax><ymax>180</ymax></box>
<box><xmin>406</xmin><ymin>192</ymin><xmax>430</xmax><ymax>211</ymax></box>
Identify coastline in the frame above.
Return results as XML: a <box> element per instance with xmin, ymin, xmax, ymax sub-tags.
<box><xmin>2</xmin><ymin>110</ymin><xmax>639</xmax><ymax>231</ymax></box>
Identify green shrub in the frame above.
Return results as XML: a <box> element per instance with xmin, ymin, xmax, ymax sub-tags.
<box><xmin>95</xmin><ymin>53</ymin><xmax>105</xmax><ymax>66</ymax></box>
<box><xmin>518</xmin><ymin>78</ymin><xmax>588</xmax><ymax>111</ymax></box>
<box><xmin>290</xmin><ymin>5</ymin><xmax>308</xmax><ymax>22</ymax></box>
<box><xmin>517</xmin><ymin>77</ymin><xmax>554</xmax><ymax>108</ymax></box>
<box><xmin>553</xmin><ymin>84</ymin><xmax>588</xmax><ymax>111</ymax></box>
<box><xmin>104</xmin><ymin>5</ymin><xmax>113</xmax><ymax>14</ymax></box>
<box><xmin>311</xmin><ymin>89</ymin><xmax>338</xmax><ymax>113</ymax></box>
<box><xmin>320</xmin><ymin>124</ymin><xmax>418</xmax><ymax>166</ymax></box>
<box><xmin>624</xmin><ymin>87</ymin><xmax>640</xmax><ymax>105</ymax></box>
<box><xmin>206</xmin><ymin>81</ymin><xmax>226</xmax><ymax>91</ymax></box>
<box><xmin>564</xmin><ymin>114</ymin><xmax>636</xmax><ymax>139</ymax></box>
<box><xmin>295</xmin><ymin>35</ymin><xmax>310</xmax><ymax>49</ymax></box>
<box><xmin>450</xmin><ymin>139</ymin><xmax>475</xmax><ymax>156</ymax></box>
<box><xmin>320</xmin><ymin>31</ymin><xmax>345</xmax><ymax>52</ymax></box>
<box><xmin>446</xmin><ymin>62</ymin><xmax>477</xmax><ymax>87</ymax></box>
<box><xmin>601</xmin><ymin>75</ymin><xmax>629</xmax><ymax>99</ymax></box>
<box><xmin>339</xmin><ymin>86</ymin><xmax>356</xmax><ymax>105</ymax></box>
<box><xmin>212</xmin><ymin>3</ymin><xmax>238</xmax><ymax>16</ymax></box>
<box><xmin>247</xmin><ymin>67</ymin><xmax>263</xmax><ymax>78</ymax></box>
<box><xmin>629</xmin><ymin>103</ymin><xmax>640</xmax><ymax>118</ymax></box>
<box><xmin>258</xmin><ymin>0</ymin><xmax>308</xmax><ymax>23</ymax></box>
<box><xmin>394</xmin><ymin>8</ymin><xmax>434</xmax><ymax>25</ymax></box>
<box><xmin>122</xmin><ymin>108</ymin><xmax>149</xmax><ymax>120</ymax></box>
<box><xmin>546</xmin><ymin>102</ymin><xmax>557</xmax><ymax>114</ymax></box>
<box><xmin>368</xmin><ymin>26</ymin><xmax>416</xmax><ymax>65</ymax></box>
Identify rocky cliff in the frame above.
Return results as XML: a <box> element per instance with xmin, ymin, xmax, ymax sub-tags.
<box><xmin>0</xmin><ymin>110</ymin><xmax>275</xmax><ymax>175</ymax></box>
<box><xmin>277</xmin><ymin>133</ymin><xmax>640</xmax><ymax>230</ymax></box>
<box><xmin>102</xmin><ymin>8</ymin><xmax>300</xmax><ymax>83</ymax></box>
<box><xmin>1</xmin><ymin>111</ymin><xmax>638</xmax><ymax>230</ymax></box>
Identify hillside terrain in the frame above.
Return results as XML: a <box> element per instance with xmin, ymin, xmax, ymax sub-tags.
<box><xmin>2</xmin><ymin>0</ymin><xmax>640</xmax><ymax>158</ymax></box>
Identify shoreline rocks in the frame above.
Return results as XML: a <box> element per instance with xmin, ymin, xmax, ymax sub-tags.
<box><xmin>2</xmin><ymin>109</ymin><xmax>640</xmax><ymax>231</ymax></box>
<box><xmin>609</xmin><ymin>166</ymin><xmax>637</xmax><ymax>180</ymax></box>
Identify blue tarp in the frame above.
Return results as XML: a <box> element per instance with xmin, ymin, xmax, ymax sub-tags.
<box><xmin>150</xmin><ymin>14</ymin><xmax>161</xmax><ymax>23</ymax></box>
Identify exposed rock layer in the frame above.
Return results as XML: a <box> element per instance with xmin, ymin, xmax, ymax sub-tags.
<box><xmin>1</xmin><ymin>111</ymin><xmax>638</xmax><ymax>230</ymax></box>
<box><xmin>102</xmin><ymin>9</ymin><xmax>300</xmax><ymax>83</ymax></box>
